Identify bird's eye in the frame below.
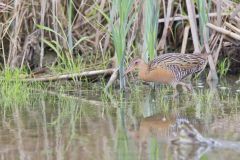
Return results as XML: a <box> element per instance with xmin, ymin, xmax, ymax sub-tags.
<box><xmin>134</xmin><ymin>61</ymin><xmax>139</xmax><ymax>65</ymax></box>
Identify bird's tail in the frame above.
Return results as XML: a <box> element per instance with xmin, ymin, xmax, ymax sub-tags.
<box><xmin>200</xmin><ymin>52</ymin><xmax>209</xmax><ymax>59</ymax></box>
<box><xmin>193</xmin><ymin>52</ymin><xmax>209</xmax><ymax>59</ymax></box>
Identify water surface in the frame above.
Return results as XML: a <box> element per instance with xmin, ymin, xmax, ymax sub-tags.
<box><xmin>0</xmin><ymin>79</ymin><xmax>240</xmax><ymax>160</ymax></box>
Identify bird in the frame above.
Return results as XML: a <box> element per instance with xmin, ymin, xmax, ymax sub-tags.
<box><xmin>124</xmin><ymin>53</ymin><xmax>208</xmax><ymax>96</ymax></box>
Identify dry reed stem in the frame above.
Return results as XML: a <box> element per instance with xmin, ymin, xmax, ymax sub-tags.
<box><xmin>200</xmin><ymin>33</ymin><xmax>219</xmax><ymax>81</ymax></box>
<box><xmin>157</xmin><ymin>0</ymin><xmax>173</xmax><ymax>53</ymax></box>
<box><xmin>0</xmin><ymin>2</ymin><xmax>13</xmax><ymax>12</ymax></box>
<box><xmin>95</xmin><ymin>0</ymin><xmax>106</xmax><ymax>51</ymax></box>
<box><xmin>181</xmin><ymin>25</ymin><xmax>190</xmax><ymax>54</ymax></box>
<box><xmin>212</xmin><ymin>35</ymin><xmax>224</xmax><ymax>65</ymax></box>
<box><xmin>207</xmin><ymin>23</ymin><xmax>240</xmax><ymax>41</ymax></box>
<box><xmin>230</xmin><ymin>4</ymin><xmax>240</xmax><ymax>19</ymax></box>
<box><xmin>186</xmin><ymin>0</ymin><xmax>200</xmax><ymax>53</ymax></box>
<box><xmin>212</xmin><ymin>0</ymin><xmax>235</xmax><ymax>10</ymax></box>
<box><xmin>127</xmin><ymin>0</ymin><xmax>141</xmax><ymax>55</ymax></box>
<box><xmin>1</xmin><ymin>0</ymin><xmax>240</xmax><ymax>81</ymax></box>
<box><xmin>224</xmin><ymin>36</ymin><xmax>240</xmax><ymax>46</ymax></box>
<box><xmin>40</xmin><ymin>0</ymin><xmax>47</xmax><ymax>67</ymax></box>
<box><xmin>51</xmin><ymin>0</ymin><xmax>60</xmax><ymax>53</ymax></box>
<box><xmin>225</xmin><ymin>22</ymin><xmax>240</xmax><ymax>35</ymax></box>
<box><xmin>102</xmin><ymin>1</ymin><xmax>112</xmax><ymax>53</ymax></box>
<box><xmin>207</xmin><ymin>35</ymin><xmax>224</xmax><ymax>81</ymax></box>
<box><xmin>203</xmin><ymin>27</ymin><xmax>210</xmax><ymax>54</ymax></box>
<box><xmin>207</xmin><ymin>55</ymin><xmax>218</xmax><ymax>81</ymax></box>
<box><xmin>8</xmin><ymin>0</ymin><xmax>25</xmax><ymax>65</ymax></box>
<box><xmin>217</xmin><ymin>0</ymin><xmax>222</xmax><ymax>26</ymax></box>
<box><xmin>158</xmin><ymin>12</ymin><xmax>230</xmax><ymax>23</ymax></box>
<box><xmin>105</xmin><ymin>68</ymin><xmax>119</xmax><ymax>90</ymax></box>
<box><xmin>209</xmin><ymin>33</ymin><xmax>221</xmax><ymax>51</ymax></box>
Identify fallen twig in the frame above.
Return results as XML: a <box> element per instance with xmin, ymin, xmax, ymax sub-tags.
<box><xmin>105</xmin><ymin>68</ymin><xmax>119</xmax><ymax>90</ymax></box>
<box><xmin>22</xmin><ymin>68</ymin><xmax>115</xmax><ymax>82</ymax></box>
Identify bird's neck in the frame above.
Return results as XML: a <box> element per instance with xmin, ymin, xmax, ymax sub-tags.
<box><xmin>138</xmin><ymin>63</ymin><xmax>149</xmax><ymax>81</ymax></box>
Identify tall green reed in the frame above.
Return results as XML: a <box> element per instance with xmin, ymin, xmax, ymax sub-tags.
<box><xmin>0</xmin><ymin>68</ymin><xmax>31</xmax><ymax>106</ymax></box>
<box><xmin>116</xmin><ymin>106</ymin><xmax>136</xmax><ymax>160</ymax></box>
<box><xmin>142</xmin><ymin>0</ymin><xmax>159</xmax><ymax>61</ymax></box>
<box><xmin>110</xmin><ymin>0</ymin><xmax>135</xmax><ymax>90</ymax></box>
<box><xmin>197</xmin><ymin>0</ymin><xmax>209</xmax><ymax>45</ymax></box>
<box><xmin>67</xmin><ymin>0</ymin><xmax>74</xmax><ymax>54</ymax></box>
<box><xmin>37</xmin><ymin>1</ymin><xmax>88</xmax><ymax>72</ymax></box>
<box><xmin>217</xmin><ymin>58</ymin><xmax>230</xmax><ymax>77</ymax></box>
<box><xmin>149</xmin><ymin>137</ymin><xmax>160</xmax><ymax>160</ymax></box>
<box><xmin>37</xmin><ymin>23</ymin><xmax>88</xmax><ymax>72</ymax></box>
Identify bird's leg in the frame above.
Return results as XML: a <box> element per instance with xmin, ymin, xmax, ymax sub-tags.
<box><xmin>150</xmin><ymin>82</ymin><xmax>156</xmax><ymax>91</ymax></box>
<box><xmin>172</xmin><ymin>83</ymin><xmax>179</xmax><ymax>98</ymax></box>
<box><xmin>186</xmin><ymin>83</ymin><xmax>193</xmax><ymax>91</ymax></box>
<box><xmin>178</xmin><ymin>82</ymin><xmax>193</xmax><ymax>92</ymax></box>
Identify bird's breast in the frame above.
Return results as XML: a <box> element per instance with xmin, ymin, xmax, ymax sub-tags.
<box><xmin>139</xmin><ymin>68</ymin><xmax>175</xmax><ymax>84</ymax></box>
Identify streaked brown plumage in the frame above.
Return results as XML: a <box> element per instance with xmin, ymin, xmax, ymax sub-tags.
<box><xmin>125</xmin><ymin>53</ymin><xmax>208</xmax><ymax>95</ymax></box>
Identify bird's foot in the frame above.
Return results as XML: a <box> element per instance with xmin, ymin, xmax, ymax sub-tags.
<box><xmin>172</xmin><ymin>90</ymin><xmax>179</xmax><ymax>98</ymax></box>
<box><xmin>185</xmin><ymin>83</ymin><xmax>193</xmax><ymax>92</ymax></box>
<box><xmin>180</xmin><ymin>82</ymin><xmax>193</xmax><ymax>92</ymax></box>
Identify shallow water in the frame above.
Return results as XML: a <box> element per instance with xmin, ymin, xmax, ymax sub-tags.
<box><xmin>0</xmin><ymin>79</ymin><xmax>240</xmax><ymax>160</ymax></box>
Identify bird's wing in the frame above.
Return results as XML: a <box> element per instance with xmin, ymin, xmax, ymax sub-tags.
<box><xmin>149</xmin><ymin>53</ymin><xmax>207</xmax><ymax>80</ymax></box>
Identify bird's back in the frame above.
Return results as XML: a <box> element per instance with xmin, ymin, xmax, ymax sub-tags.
<box><xmin>149</xmin><ymin>53</ymin><xmax>207</xmax><ymax>81</ymax></box>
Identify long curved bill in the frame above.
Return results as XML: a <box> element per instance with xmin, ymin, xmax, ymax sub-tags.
<box><xmin>124</xmin><ymin>66</ymin><xmax>134</xmax><ymax>77</ymax></box>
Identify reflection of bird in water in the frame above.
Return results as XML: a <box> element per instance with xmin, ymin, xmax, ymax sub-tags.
<box><xmin>128</xmin><ymin>115</ymin><xmax>176</xmax><ymax>143</ymax></box>
<box><xmin>128</xmin><ymin>115</ymin><xmax>175</xmax><ymax>159</ymax></box>
<box><xmin>125</xmin><ymin>53</ymin><xmax>208</xmax><ymax>96</ymax></box>
<box><xmin>171</xmin><ymin>119</ymin><xmax>214</xmax><ymax>160</ymax></box>
<box><xmin>171</xmin><ymin>119</ymin><xmax>213</xmax><ymax>145</ymax></box>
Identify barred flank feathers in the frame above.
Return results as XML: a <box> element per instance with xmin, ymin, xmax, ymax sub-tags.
<box><xmin>149</xmin><ymin>53</ymin><xmax>207</xmax><ymax>81</ymax></box>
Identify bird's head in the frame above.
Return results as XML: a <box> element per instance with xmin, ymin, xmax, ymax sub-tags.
<box><xmin>124</xmin><ymin>58</ymin><xmax>145</xmax><ymax>75</ymax></box>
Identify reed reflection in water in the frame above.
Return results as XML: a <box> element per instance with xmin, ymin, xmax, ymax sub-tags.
<box><xmin>0</xmin><ymin>82</ymin><xmax>239</xmax><ymax>159</ymax></box>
